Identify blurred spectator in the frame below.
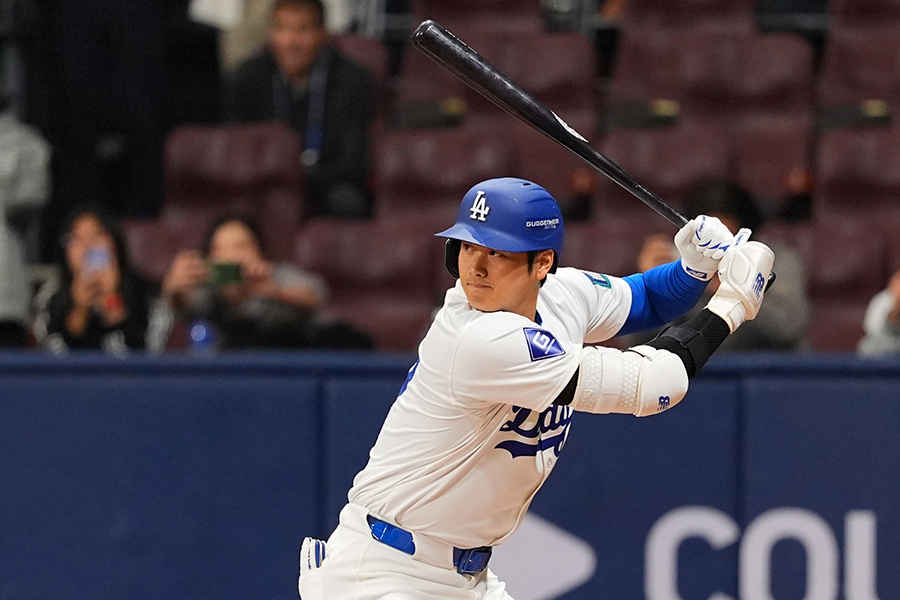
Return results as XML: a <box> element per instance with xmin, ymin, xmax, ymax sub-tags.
<box><xmin>622</xmin><ymin>179</ymin><xmax>810</xmax><ymax>352</ymax></box>
<box><xmin>598</xmin><ymin>0</ymin><xmax>626</xmax><ymax>23</ymax></box>
<box><xmin>32</xmin><ymin>207</ymin><xmax>167</xmax><ymax>354</ymax></box>
<box><xmin>161</xmin><ymin>214</ymin><xmax>372</xmax><ymax>350</ymax></box>
<box><xmin>858</xmin><ymin>270</ymin><xmax>900</xmax><ymax>356</ymax></box>
<box><xmin>0</xmin><ymin>100</ymin><xmax>50</xmax><ymax>347</ymax></box>
<box><xmin>217</xmin><ymin>0</ymin><xmax>358</xmax><ymax>72</ymax></box>
<box><xmin>559</xmin><ymin>167</ymin><xmax>599</xmax><ymax>222</ymax></box>
<box><xmin>776</xmin><ymin>166</ymin><xmax>815</xmax><ymax>223</ymax></box>
<box><xmin>223</xmin><ymin>0</ymin><xmax>374</xmax><ymax>219</ymax></box>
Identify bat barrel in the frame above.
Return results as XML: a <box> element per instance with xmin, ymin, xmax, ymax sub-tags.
<box><xmin>413</xmin><ymin>20</ymin><xmax>774</xmax><ymax>288</ymax></box>
<box><xmin>413</xmin><ymin>20</ymin><xmax>687</xmax><ymax>228</ymax></box>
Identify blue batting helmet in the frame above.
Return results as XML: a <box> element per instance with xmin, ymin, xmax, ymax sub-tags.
<box><xmin>435</xmin><ymin>177</ymin><xmax>565</xmax><ymax>278</ymax></box>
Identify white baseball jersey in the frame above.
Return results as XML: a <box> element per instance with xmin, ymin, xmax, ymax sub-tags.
<box><xmin>348</xmin><ymin>267</ymin><xmax>633</xmax><ymax>550</ymax></box>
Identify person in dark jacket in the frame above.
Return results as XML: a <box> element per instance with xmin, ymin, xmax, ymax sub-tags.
<box><xmin>224</xmin><ymin>0</ymin><xmax>374</xmax><ymax>219</ymax></box>
<box><xmin>32</xmin><ymin>207</ymin><xmax>166</xmax><ymax>353</ymax></box>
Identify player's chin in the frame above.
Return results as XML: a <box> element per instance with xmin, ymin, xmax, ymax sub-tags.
<box><xmin>462</xmin><ymin>287</ymin><xmax>496</xmax><ymax>312</ymax></box>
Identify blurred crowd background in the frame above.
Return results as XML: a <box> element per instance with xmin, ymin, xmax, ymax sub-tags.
<box><xmin>3</xmin><ymin>0</ymin><xmax>900</xmax><ymax>356</ymax></box>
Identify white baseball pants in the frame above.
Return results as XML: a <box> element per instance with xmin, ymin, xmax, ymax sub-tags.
<box><xmin>299</xmin><ymin>503</ymin><xmax>514</xmax><ymax>600</ymax></box>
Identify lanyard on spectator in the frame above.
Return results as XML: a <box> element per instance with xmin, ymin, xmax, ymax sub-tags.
<box><xmin>271</xmin><ymin>47</ymin><xmax>330</xmax><ymax>168</ymax></box>
<box><xmin>301</xmin><ymin>47</ymin><xmax>330</xmax><ymax>168</ymax></box>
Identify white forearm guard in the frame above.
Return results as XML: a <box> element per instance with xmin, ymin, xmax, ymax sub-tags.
<box><xmin>570</xmin><ymin>345</ymin><xmax>689</xmax><ymax>417</ymax></box>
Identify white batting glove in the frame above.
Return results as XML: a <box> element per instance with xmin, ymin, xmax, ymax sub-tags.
<box><xmin>706</xmin><ymin>231</ymin><xmax>775</xmax><ymax>333</ymax></box>
<box><xmin>674</xmin><ymin>216</ymin><xmax>737</xmax><ymax>281</ymax></box>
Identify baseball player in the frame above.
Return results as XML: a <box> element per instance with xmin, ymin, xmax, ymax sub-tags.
<box><xmin>299</xmin><ymin>177</ymin><xmax>774</xmax><ymax>599</ymax></box>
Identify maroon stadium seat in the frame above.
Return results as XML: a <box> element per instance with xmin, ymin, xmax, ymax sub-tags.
<box><xmin>409</xmin><ymin>0</ymin><xmax>544</xmax><ymax>34</ymax></box>
<box><xmin>595</xmin><ymin>122</ymin><xmax>731</xmax><ymax>218</ymax></box>
<box><xmin>610</xmin><ymin>29</ymin><xmax>814</xmax><ymax>122</ymax></box>
<box><xmin>803</xmin><ymin>215</ymin><xmax>890</xmax><ymax>352</ymax></box>
<box><xmin>510</xmin><ymin>112</ymin><xmax>599</xmax><ymax>213</ymax></box>
<box><xmin>829</xmin><ymin>0</ymin><xmax>900</xmax><ymax>26</ymax></box>
<box><xmin>817</xmin><ymin>25</ymin><xmax>900</xmax><ymax>111</ymax></box>
<box><xmin>374</xmin><ymin>125</ymin><xmax>518</xmax><ymax>222</ymax></box>
<box><xmin>498</xmin><ymin>31</ymin><xmax>598</xmax><ymax>126</ymax></box>
<box><xmin>122</xmin><ymin>216</ymin><xmax>208</xmax><ymax>283</ymax></box>
<box><xmin>561</xmin><ymin>216</ymin><xmax>671</xmax><ymax>278</ymax></box>
<box><xmin>607</xmin><ymin>26</ymin><xmax>682</xmax><ymax>110</ymax></box>
<box><xmin>806</xmin><ymin>303</ymin><xmax>868</xmax><ymax>353</ymax></box>
<box><xmin>729</xmin><ymin>113</ymin><xmax>814</xmax><ymax>208</ymax></box>
<box><xmin>331</xmin><ymin>34</ymin><xmax>391</xmax><ymax>119</ymax></box>
<box><xmin>815</xmin><ymin>124</ymin><xmax>900</xmax><ymax>213</ymax></box>
<box><xmin>619</xmin><ymin>0</ymin><xmax>755</xmax><ymax>32</ymax></box>
<box><xmin>292</xmin><ymin>218</ymin><xmax>443</xmax><ymax>352</ymax></box>
<box><xmin>393</xmin><ymin>28</ymin><xmax>501</xmax><ymax>126</ymax></box>
<box><xmin>162</xmin><ymin>122</ymin><xmax>305</xmax><ymax>260</ymax></box>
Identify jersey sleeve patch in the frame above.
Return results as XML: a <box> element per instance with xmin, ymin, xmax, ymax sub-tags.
<box><xmin>582</xmin><ymin>271</ymin><xmax>612</xmax><ymax>288</ymax></box>
<box><xmin>523</xmin><ymin>328</ymin><xmax>566</xmax><ymax>361</ymax></box>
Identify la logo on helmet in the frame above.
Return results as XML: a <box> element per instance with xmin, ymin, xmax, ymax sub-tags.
<box><xmin>469</xmin><ymin>191</ymin><xmax>490</xmax><ymax>222</ymax></box>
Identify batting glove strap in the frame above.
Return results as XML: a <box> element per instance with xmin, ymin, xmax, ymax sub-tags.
<box><xmin>674</xmin><ymin>216</ymin><xmax>739</xmax><ymax>281</ymax></box>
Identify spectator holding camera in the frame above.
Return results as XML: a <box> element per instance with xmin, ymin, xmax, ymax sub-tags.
<box><xmin>33</xmin><ymin>208</ymin><xmax>165</xmax><ymax>353</ymax></box>
<box><xmin>162</xmin><ymin>214</ymin><xmax>370</xmax><ymax>350</ymax></box>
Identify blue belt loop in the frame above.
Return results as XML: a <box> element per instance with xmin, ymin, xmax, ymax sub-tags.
<box><xmin>367</xmin><ymin>515</ymin><xmax>416</xmax><ymax>555</ymax></box>
<box><xmin>453</xmin><ymin>546</ymin><xmax>493</xmax><ymax>575</ymax></box>
<box><xmin>366</xmin><ymin>515</ymin><xmax>492</xmax><ymax>574</ymax></box>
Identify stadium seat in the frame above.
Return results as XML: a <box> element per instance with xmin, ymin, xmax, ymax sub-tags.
<box><xmin>619</xmin><ymin>0</ymin><xmax>755</xmax><ymax>32</ymax></box>
<box><xmin>392</xmin><ymin>28</ymin><xmax>500</xmax><ymax>127</ymax></box>
<box><xmin>806</xmin><ymin>303</ymin><xmax>868</xmax><ymax>353</ymax></box>
<box><xmin>815</xmin><ymin>124</ymin><xmax>900</xmax><ymax>213</ymax></box>
<box><xmin>828</xmin><ymin>0</ymin><xmax>900</xmax><ymax>26</ymax></box>
<box><xmin>122</xmin><ymin>216</ymin><xmax>208</xmax><ymax>283</ymax></box>
<box><xmin>607</xmin><ymin>26</ymin><xmax>682</xmax><ymax>111</ymax></box>
<box><xmin>803</xmin><ymin>215</ymin><xmax>890</xmax><ymax>352</ymax></box>
<box><xmin>331</xmin><ymin>34</ymin><xmax>391</xmax><ymax>120</ymax></box>
<box><xmin>409</xmin><ymin>0</ymin><xmax>544</xmax><ymax>34</ymax></box>
<box><xmin>805</xmin><ymin>216</ymin><xmax>888</xmax><ymax>303</ymax></box>
<box><xmin>609</xmin><ymin>29</ymin><xmax>814</xmax><ymax>122</ymax></box>
<box><xmin>729</xmin><ymin>113</ymin><xmax>815</xmax><ymax>209</ymax></box>
<box><xmin>292</xmin><ymin>218</ymin><xmax>443</xmax><ymax>352</ymax></box>
<box><xmin>374</xmin><ymin>125</ymin><xmax>518</xmax><ymax>222</ymax></box>
<box><xmin>161</xmin><ymin>122</ymin><xmax>305</xmax><ymax>261</ymax></box>
<box><xmin>595</xmin><ymin>122</ymin><xmax>730</xmax><ymax>218</ymax></box>
<box><xmin>817</xmin><ymin>25</ymin><xmax>900</xmax><ymax>112</ymax></box>
<box><xmin>509</xmin><ymin>112</ymin><xmax>599</xmax><ymax>213</ymax></box>
<box><xmin>884</xmin><ymin>211</ymin><xmax>900</xmax><ymax>273</ymax></box>
<box><xmin>561</xmin><ymin>216</ymin><xmax>671</xmax><ymax>278</ymax></box>
<box><xmin>497</xmin><ymin>31</ymin><xmax>599</xmax><ymax>127</ymax></box>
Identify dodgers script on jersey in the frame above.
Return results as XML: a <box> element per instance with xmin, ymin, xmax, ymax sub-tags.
<box><xmin>348</xmin><ymin>267</ymin><xmax>632</xmax><ymax>550</ymax></box>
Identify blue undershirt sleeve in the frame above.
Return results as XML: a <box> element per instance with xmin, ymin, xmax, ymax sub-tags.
<box><xmin>617</xmin><ymin>260</ymin><xmax>709</xmax><ymax>337</ymax></box>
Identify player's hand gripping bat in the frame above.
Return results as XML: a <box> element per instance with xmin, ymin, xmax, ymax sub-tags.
<box><xmin>412</xmin><ymin>19</ymin><xmax>775</xmax><ymax>289</ymax></box>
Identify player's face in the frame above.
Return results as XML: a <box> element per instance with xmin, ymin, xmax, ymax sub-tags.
<box><xmin>458</xmin><ymin>242</ymin><xmax>553</xmax><ymax>319</ymax></box>
<box><xmin>270</xmin><ymin>4</ymin><xmax>327</xmax><ymax>83</ymax></box>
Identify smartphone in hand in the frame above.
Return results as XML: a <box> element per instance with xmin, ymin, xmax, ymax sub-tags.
<box><xmin>83</xmin><ymin>246</ymin><xmax>111</xmax><ymax>273</ymax></box>
<box><xmin>209</xmin><ymin>262</ymin><xmax>243</xmax><ymax>286</ymax></box>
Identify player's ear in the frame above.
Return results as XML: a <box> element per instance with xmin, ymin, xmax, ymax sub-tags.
<box><xmin>535</xmin><ymin>249</ymin><xmax>555</xmax><ymax>279</ymax></box>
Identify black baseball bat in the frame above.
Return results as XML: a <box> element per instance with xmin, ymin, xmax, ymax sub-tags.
<box><xmin>412</xmin><ymin>19</ymin><xmax>775</xmax><ymax>288</ymax></box>
<box><xmin>412</xmin><ymin>19</ymin><xmax>687</xmax><ymax>228</ymax></box>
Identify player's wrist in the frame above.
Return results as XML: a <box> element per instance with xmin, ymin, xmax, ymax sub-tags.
<box><xmin>679</xmin><ymin>259</ymin><xmax>715</xmax><ymax>281</ymax></box>
<box><xmin>706</xmin><ymin>290</ymin><xmax>747</xmax><ymax>333</ymax></box>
